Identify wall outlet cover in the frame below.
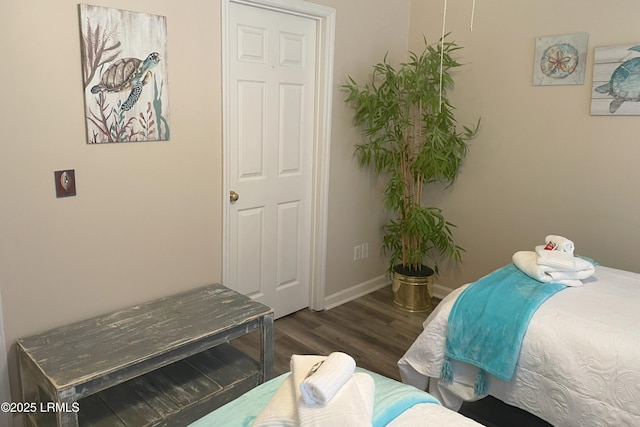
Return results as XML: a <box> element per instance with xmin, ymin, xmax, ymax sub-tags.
<box><xmin>55</xmin><ymin>170</ymin><xmax>76</xmax><ymax>198</ymax></box>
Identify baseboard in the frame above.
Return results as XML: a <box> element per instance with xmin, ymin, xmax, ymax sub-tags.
<box><xmin>323</xmin><ymin>276</ymin><xmax>454</xmax><ymax>310</ymax></box>
<box><xmin>432</xmin><ymin>283</ymin><xmax>453</xmax><ymax>300</ymax></box>
<box><xmin>323</xmin><ymin>275</ymin><xmax>389</xmax><ymax>310</ymax></box>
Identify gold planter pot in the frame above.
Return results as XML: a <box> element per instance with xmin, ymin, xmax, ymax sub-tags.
<box><xmin>392</xmin><ymin>267</ymin><xmax>434</xmax><ymax>312</ymax></box>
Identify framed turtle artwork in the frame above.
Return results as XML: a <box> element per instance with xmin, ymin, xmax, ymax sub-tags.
<box><xmin>78</xmin><ymin>4</ymin><xmax>170</xmax><ymax>143</ymax></box>
<box><xmin>533</xmin><ymin>33</ymin><xmax>589</xmax><ymax>86</ymax></box>
<box><xmin>591</xmin><ymin>43</ymin><xmax>640</xmax><ymax>116</ymax></box>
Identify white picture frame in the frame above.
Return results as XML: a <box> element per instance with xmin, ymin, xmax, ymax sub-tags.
<box><xmin>533</xmin><ymin>33</ymin><xmax>588</xmax><ymax>86</ymax></box>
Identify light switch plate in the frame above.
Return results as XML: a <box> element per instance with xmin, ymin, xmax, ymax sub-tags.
<box><xmin>55</xmin><ymin>170</ymin><xmax>76</xmax><ymax>198</ymax></box>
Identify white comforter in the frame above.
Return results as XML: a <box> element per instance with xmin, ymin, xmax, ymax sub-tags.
<box><xmin>398</xmin><ymin>266</ymin><xmax>640</xmax><ymax>427</ymax></box>
<box><xmin>387</xmin><ymin>402</ymin><xmax>483</xmax><ymax>426</ymax></box>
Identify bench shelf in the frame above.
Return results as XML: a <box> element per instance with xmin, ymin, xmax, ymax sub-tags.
<box><xmin>17</xmin><ymin>284</ymin><xmax>274</xmax><ymax>427</ymax></box>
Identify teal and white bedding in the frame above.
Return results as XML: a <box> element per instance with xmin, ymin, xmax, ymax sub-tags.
<box><xmin>398</xmin><ymin>265</ymin><xmax>640</xmax><ymax>427</ymax></box>
<box><xmin>189</xmin><ymin>368</ymin><xmax>483</xmax><ymax>426</ymax></box>
<box><xmin>441</xmin><ymin>263</ymin><xmax>565</xmax><ymax>394</ymax></box>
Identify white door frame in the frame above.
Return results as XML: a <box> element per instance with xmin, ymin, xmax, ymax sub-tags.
<box><xmin>221</xmin><ymin>0</ymin><xmax>335</xmax><ymax>311</ymax></box>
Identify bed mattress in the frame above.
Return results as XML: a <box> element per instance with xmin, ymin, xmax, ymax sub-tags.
<box><xmin>398</xmin><ymin>266</ymin><xmax>640</xmax><ymax>427</ymax></box>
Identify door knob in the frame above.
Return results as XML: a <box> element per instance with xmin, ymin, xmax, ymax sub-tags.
<box><xmin>230</xmin><ymin>190</ymin><xmax>239</xmax><ymax>202</ymax></box>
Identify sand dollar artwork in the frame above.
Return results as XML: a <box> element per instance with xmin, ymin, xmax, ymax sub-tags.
<box><xmin>540</xmin><ymin>43</ymin><xmax>579</xmax><ymax>79</ymax></box>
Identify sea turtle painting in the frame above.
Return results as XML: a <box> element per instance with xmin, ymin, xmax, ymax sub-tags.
<box><xmin>90</xmin><ymin>52</ymin><xmax>161</xmax><ymax>111</ymax></box>
<box><xmin>594</xmin><ymin>46</ymin><xmax>640</xmax><ymax>114</ymax></box>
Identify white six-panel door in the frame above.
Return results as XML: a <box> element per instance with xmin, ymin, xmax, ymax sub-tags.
<box><xmin>225</xmin><ymin>1</ymin><xmax>317</xmax><ymax>318</ymax></box>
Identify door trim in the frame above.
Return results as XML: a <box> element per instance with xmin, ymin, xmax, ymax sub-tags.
<box><xmin>221</xmin><ymin>0</ymin><xmax>335</xmax><ymax>311</ymax></box>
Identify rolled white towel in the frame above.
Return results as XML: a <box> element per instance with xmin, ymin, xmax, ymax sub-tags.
<box><xmin>544</xmin><ymin>235</ymin><xmax>575</xmax><ymax>254</ymax></box>
<box><xmin>513</xmin><ymin>251</ymin><xmax>594</xmax><ymax>287</ymax></box>
<box><xmin>535</xmin><ymin>245</ymin><xmax>576</xmax><ymax>270</ymax></box>
<box><xmin>297</xmin><ymin>373</ymin><xmax>375</xmax><ymax>427</ymax></box>
<box><xmin>299</xmin><ymin>352</ymin><xmax>356</xmax><ymax>406</ymax></box>
<box><xmin>291</xmin><ymin>354</ymin><xmax>327</xmax><ymax>402</ymax></box>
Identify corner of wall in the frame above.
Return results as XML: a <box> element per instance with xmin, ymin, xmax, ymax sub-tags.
<box><xmin>323</xmin><ymin>275</ymin><xmax>389</xmax><ymax>310</ymax></box>
<box><xmin>323</xmin><ymin>276</ymin><xmax>453</xmax><ymax>310</ymax></box>
<box><xmin>432</xmin><ymin>283</ymin><xmax>453</xmax><ymax>300</ymax></box>
<box><xmin>0</xmin><ymin>290</ymin><xmax>13</xmax><ymax>426</ymax></box>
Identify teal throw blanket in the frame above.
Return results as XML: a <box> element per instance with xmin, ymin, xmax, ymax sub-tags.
<box><xmin>441</xmin><ymin>263</ymin><xmax>566</xmax><ymax>394</ymax></box>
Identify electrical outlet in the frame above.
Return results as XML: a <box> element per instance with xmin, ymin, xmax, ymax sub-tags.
<box><xmin>354</xmin><ymin>245</ymin><xmax>362</xmax><ymax>261</ymax></box>
<box><xmin>361</xmin><ymin>243</ymin><xmax>369</xmax><ymax>259</ymax></box>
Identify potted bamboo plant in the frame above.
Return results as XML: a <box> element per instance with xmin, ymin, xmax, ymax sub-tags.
<box><xmin>344</xmin><ymin>36</ymin><xmax>479</xmax><ymax>311</ymax></box>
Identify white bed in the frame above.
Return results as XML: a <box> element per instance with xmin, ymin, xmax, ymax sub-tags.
<box><xmin>398</xmin><ymin>265</ymin><xmax>640</xmax><ymax>427</ymax></box>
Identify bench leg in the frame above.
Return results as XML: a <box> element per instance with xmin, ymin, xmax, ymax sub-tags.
<box><xmin>260</xmin><ymin>313</ymin><xmax>274</xmax><ymax>382</ymax></box>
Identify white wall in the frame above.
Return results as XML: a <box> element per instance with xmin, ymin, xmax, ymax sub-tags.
<box><xmin>1</xmin><ymin>0</ymin><xmax>224</xmax><ymax>405</ymax></box>
<box><xmin>315</xmin><ymin>0</ymin><xmax>412</xmax><ymax>297</ymax></box>
<box><xmin>0</xmin><ymin>0</ymin><xmax>413</xmax><ymax>407</ymax></box>
<box><xmin>409</xmin><ymin>0</ymin><xmax>640</xmax><ymax>287</ymax></box>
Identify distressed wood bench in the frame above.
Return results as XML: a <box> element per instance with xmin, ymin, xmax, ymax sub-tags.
<box><xmin>16</xmin><ymin>284</ymin><xmax>274</xmax><ymax>426</ymax></box>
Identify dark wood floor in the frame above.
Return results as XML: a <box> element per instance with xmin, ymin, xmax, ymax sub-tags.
<box><xmin>232</xmin><ymin>285</ymin><xmax>551</xmax><ymax>427</ymax></box>
<box><xmin>232</xmin><ymin>284</ymin><xmax>426</xmax><ymax>381</ymax></box>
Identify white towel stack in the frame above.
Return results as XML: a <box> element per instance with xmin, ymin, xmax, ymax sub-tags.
<box><xmin>252</xmin><ymin>353</ymin><xmax>374</xmax><ymax>427</ymax></box>
<box><xmin>513</xmin><ymin>235</ymin><xmax>595</xmax><ymax>287</ymax></box>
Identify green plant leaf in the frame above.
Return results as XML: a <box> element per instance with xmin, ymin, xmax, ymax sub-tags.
<box><xmin>344</xmin><ymin>34</ymin><xmax>480</xmax><ymax>274</ymax></box>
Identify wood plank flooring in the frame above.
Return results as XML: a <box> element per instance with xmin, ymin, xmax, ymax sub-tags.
<box><xmin>232</xmin><ymin>285</ymin><xmax>551</xmax><ymax>427</ymax></box>
<box><xmin>232</xmin><ymin>284</ymin><xmax>427</xmax><ymax>381</ymax></box>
